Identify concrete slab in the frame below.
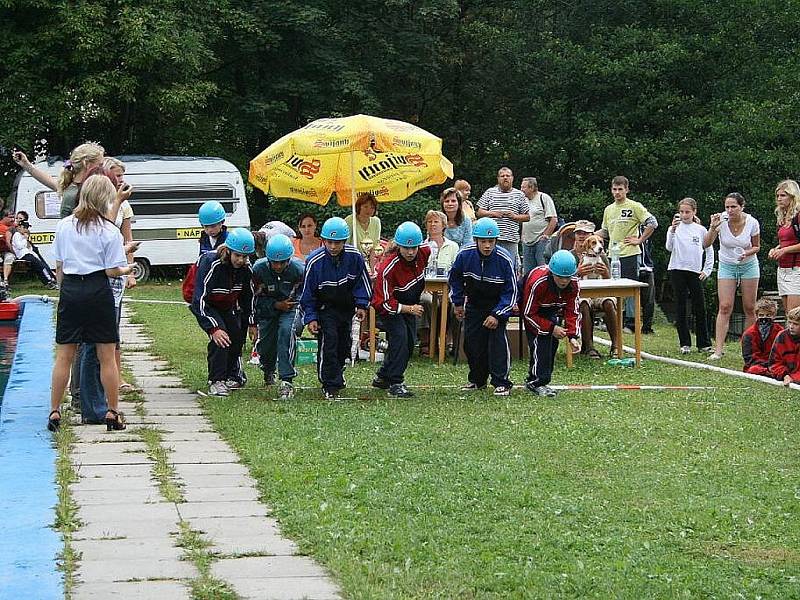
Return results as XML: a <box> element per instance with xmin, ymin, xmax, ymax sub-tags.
<box><xmin>182</xmin><ymin>486</ymin><xmax>261</xmax><ymax>503</ymax></box>
<box><xmin>146</xmin><ymin>407</ymin><xmax>205</xmax><ymax>416</ymax></box>
<box><xmin>176</xmin><ymin>474</ymin><xmax>258</xmax><ymax>489</ymax></box>
<box><xmin>161</xmin><ymin>431</ymin><xmax>224</xmax><ymax>443</ymax></box>
<box><xmin>177</xmin><ymin>501</ymin><xmax>269</xmax><ymax>519</ymax></box>
<box><xmin>137</xmin><ymin>376</ymin><xmax>185</xmax><ymax>388</ymax></box>
<box><xmin>73</xmin><ymin>442</ymin><xmax>148</xmax><ymax>453</ymax></box>
<box><xmin>171</xmin><ymin>451</ymin><xmax>242</xmax><ymax>465</ymax></box>
<box><xmin>72</xmin><ymin>537</ymin><xmax>183</xmax><ymax>561</ymax></box>
<box><xmin>75</xmin><ymin>464</ymin><xmax>153</xmax><ymax>479</ymax></box>
<box><xmin>186</xmin><ymin>516</ymin><xmax>285</xmax><ymax>542</ymax></box>
<box><xmin>73</xmin><ymin>452</ymin><xmax>152</xmax><ymax>466</ymax></box>
<box><xmin>220</xmin><ymin>576</ymin><xmax>341</xmax><ymax>600</ymax></box>
<box><xmin>72</xmin><ymin>580</ymin><xmax>191</xmax><ymax>600</ymax></box>
<box><xmin>211</xmin><ymin>533</ymin><xmax>298</xmax><ymax>557</ymax></box>
<box><xmin>212</xmin><ymin>556</ymin><xmax>327</xmax><ymax>579</ymax></box>
<box><xmin>71</xmin><ymin>477</ymin><xmax>158</xmax><ymax>492</ymax></box>
<box><xmin>74</xmin><ymin>517</ymin><xmax>180</xmax><ymax>540</ymax></box>
<box><xmin>74</xmin><ymin>431</ymin><xmax>142</xmax><ymax>443</ymax></box>
<box><xmin>76</xmin><ymin>557</ymin><xmax>197</xmax><ymax>582</ymax></box>
<box><xmin>174</xmin><ymin>462</ymin><xmax>250</xmax><ymax>477</ymax></box>
<box><xmin>72</xmin><ymin>487</ymin><xmax>164</xmax><ymax>505</ymax></box>
<box><xmin>77</xmin><ymin>502</ymin><xmax>180</xmax><ymax>524</ymax></box>
<box><xmin>163</xmin><ymin>440</ymin><xmax>234</xmax><ymax>454</ymax></box>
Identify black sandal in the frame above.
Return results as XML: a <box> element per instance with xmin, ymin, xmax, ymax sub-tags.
<box><xmin>105</xmin><ymin>409</ymin><xmax>126</xmax><ymax>431</ymax></box>
<box><xmin>47</xmin><ymin>410</ymin><xmax>61</xmax><ymax>432</ymax></box>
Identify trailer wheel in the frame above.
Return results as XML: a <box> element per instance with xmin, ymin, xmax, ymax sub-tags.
<box><xmin>131</xmin><ymin>258</ymin><xmax>150</xmax><ymax>283</ymax></box>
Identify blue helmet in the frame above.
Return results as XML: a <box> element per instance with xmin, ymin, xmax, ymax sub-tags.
<box><xmin>321</xmin><ymin>217</ymin><xmax>350</xmax><ymax>241</ymax></box>
<box><xmin>225</xmin><ymin>228</ymin><xmax>255</xmax><ymax>255</ymax></box>
<box><xmin>198</xmin><ymin>201</ymin><xmax>226</xmax><ymax>226</ymax></box>
<box><xmin>266</xmin><ymin>234</ymin><xmax>294</xmax><ymax>261</ymax></box>
<box><xmin>472</xmin><ymin>217</ymin><xmax>500</xmax><ymax>239</ymax></box>
<box><xmin>394</xmin><ymin>222</ymin><xmax>423</xmax><ymax>248</ymax></box>
<box><xmin>549</xmin><ymin>249</ymin><xmax>578</xmax><ymax>277</ymax></box>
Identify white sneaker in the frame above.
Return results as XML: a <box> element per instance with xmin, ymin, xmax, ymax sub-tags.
<box><xmin>209</xmin><ymin>381</ymin><xmax>229</xmax><ymax>397</ymax></box>
<box><xmin>248</xmin><ymin>351</ymin><xmax>260</xmax><ymax>365</ymax></box>
<box><xmin>278</xmin><ymin>381</ymin><xmax>294</xmax><ymax>400</ymax></box>
<box><xmin>680</xmin><ymin>346</ymin><xmax>691</xmax><ymax>354</ymax></box>
<box><xmin>708</xmin><ymin>352</ymin><xmax>724</xmax><ymax>361</ymax></box>
<box><xmin>224</xmin><ymin>379</ymin><xmax>244</xmax><ymax>390</ymax></box>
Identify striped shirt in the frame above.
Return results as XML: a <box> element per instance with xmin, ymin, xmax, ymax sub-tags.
<box><xmin>477</xmin><ymin>186</ymin><xmax>529</xmax><ymax>243</ymax></box>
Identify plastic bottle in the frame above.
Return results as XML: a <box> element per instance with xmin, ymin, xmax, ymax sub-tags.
<box><xmin>610</xmin><ymin>242</ymin><xmax>621</xmax><ymax>280</ymax></box>
<box><xmin>428</xmin><ymin>244</ymin><xmax>439</xmax><ymax>276</ymax></box>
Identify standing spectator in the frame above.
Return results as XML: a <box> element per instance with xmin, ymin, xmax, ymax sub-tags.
<box><xmin>418</xmin><ymin>210</ymin><xmax>459</xmax><ymax>355</ymax></box>
<box><xmin>345</xmin><ymin>192</ymin><xmax>381</xmax><ymax>247</ymax></box>
<box><xmin>11</xmin><ymin>221</ymin><xmax>57</xmax><ymax>288</ymax></box>
<box><xmin>0</xmin><ymin>212</ymin><xmax>17</xmax><ymax>285</ymax></box>
<box><xmin>768</xmin><ymin>179</ymin><xmax>800</xmax><ymax>313</ymax></box>
<box><xmin>441</xmin><ymin>187</ymin><xmax>473</xmax><ymax>247</ymax></box>
<box><xmin>454</xmin><ymin>179</ymin><xmax>476</xmax><ymax>221</ymax></box>
<box><xmin>293</xmin><ymin>214</ymin><xmax>322</xmax><ymax>260</ymax></box>
<box><xmin>598</xmin><ymin>176</ymin><xmax>657</xmax><ymax>333</ymax></box>
<box><xmin>48</xmin><ymin>175</ymin><xmax>132</xmax><ymax>432</ymax></box>
<box><xmin>449</xmin><ymin>217</ymin><xmax>516</xmax><ymax>396</ymax></box>
<box><xmin>704</xmin><ymin>192</ymin><xmax>760</xmax><ymax>360</ymax></box>
<box><xmin>13</xmin><ymin>143</ymin><xmax>105</xmax><ymax>217</ymax></box>
<box><xmin>521</xmin><ymin>177</ymin><xmax>558</xmax><ymax>274</ymax></box>
<box><xmin>476</xmin><ymin>167</ymin><xmax>530</xmax><ymax>268</ymax></box>
<box><xmin>666</xmin><ymin>198</ymin><xmax>714</xmax><ymax>354</ymax></box>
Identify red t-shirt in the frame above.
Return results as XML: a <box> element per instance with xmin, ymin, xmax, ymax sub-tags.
<box><xmin>0</xmin><ymin>224</ymin><xmax>10</xmax><ymax>252</ymax></box>
<box><xmin>777</xmin><ymin>224</ymin><xmax>800</xmax><ymax>268</ymax></box>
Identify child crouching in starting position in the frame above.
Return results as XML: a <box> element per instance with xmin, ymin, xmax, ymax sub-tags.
<box><xmin>300</xmin><ymin>217</ymin><xmax>371</xmax><ymax>400</ymax></box>
<box><xmin>252</xmin><ymin>234</ymin><xmax>304</xmax><ymax>400</ymax></box>
<box><xmin>768</xmin><ymin>306</ymin><xmax>800</xmax><ymax>386</ymax></box>
<box><xmin>521</xmin><ymin>250</ymin><xmax>581</xmax><ymax>397</ymax></box>
<box><xmin>741</xmin><ymin>298</ymin><xmax>783</xmax><ymax>376</ymax></box>
<box><xmin>371</xmin><ymin>222</ymin><xmax>431</xmax><ymax>397</ymax></box>
<box><xmin>191</xmin><ymin>228</ymin><xmax>256</xmax><ymax>397</ymax></box>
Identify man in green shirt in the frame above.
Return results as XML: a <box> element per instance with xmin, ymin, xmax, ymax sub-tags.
<box><xmin>598</xmin><ymin>175</ymin><xmax>658</xmax><ymax>332</ymax></box>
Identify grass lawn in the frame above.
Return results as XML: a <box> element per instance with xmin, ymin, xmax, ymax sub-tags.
<box><xmin>19</xmin><ymin>276</ymin><xmax>800</xmax><ymax>598</ymax></box>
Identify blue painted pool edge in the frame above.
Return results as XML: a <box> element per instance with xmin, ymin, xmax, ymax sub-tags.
<box><xmin>0</xmin><ymin>301</ymin><xmax>63</xmax><ymax>599</ymax></box>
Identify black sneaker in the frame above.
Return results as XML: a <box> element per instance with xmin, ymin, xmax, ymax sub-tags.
<box><xmin>371</xmin><ymin>376</ymin><xmax>390</xmax><ymax>389</ymax></box>
<box><xmin>461</xmin><ymin>382</ymin><xmax>486</xmax><ymax>391</ymax></box>
<box><xmin>525</xmin><ymin>382</ymin><xmax>557</xmax><ymax>397</ymax></box>
<box><xmin>388</xmin><ymin>383</ymin><xmax>414</xmax><ymax>398</ymax></box>
<box><xmin>493</xmin><ymin>385</ymin><xmax>512</xmax><ymax>396</ymax></box>
<box><xmin>323</xmin><ymin>389</ymin><xmax>339</xmax><ymax>401</ymax></box>
<box><xmin>263</xmin><ymin>372</ymin><xmax>275</xmax><ymax>386</ymax></box>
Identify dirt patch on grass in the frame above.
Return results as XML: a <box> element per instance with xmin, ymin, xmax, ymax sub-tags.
<box><xmin>703</xmin><ymin>542</ymin><xmax>800</xmax><ymax>565</ymax></box>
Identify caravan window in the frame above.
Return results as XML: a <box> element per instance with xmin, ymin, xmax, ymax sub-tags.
<box><xmin>34</xmin><ymin>191</ymin><xmax>63</xmax><ymax>219</ymax></box>
<box><xmin>128</xmin><ymin>186</ymin><xmax>239</xmax><ymax>217</ymax></box>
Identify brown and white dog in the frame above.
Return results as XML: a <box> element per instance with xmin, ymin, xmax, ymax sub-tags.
<box><xmin>578</xmin><ymin>234</ymin><xmax>606</xmax><ymax>280</ymax></box>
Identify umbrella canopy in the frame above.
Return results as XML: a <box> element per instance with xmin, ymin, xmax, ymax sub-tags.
<box><xmin>248</xmin><ymin>114</ymin><xmax>453</xmax><ymax>207</ymax></box>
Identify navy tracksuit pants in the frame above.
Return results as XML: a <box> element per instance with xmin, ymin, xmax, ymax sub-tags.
<box><xmin>207</xmin><ymin>310</ymin><xmax>247</xmax><ymax>384</ymax></box>
<box><xmin>463</xmin><ymin>308</ymin><xmax>512</xmax><ymax>388</ymax></box>
<box><xmin>257</xmin><ymin>309</ymin><xmax>298</xmax><ymax>382</ymax></box>
<box><xmin>317</xmin><ymin>307</ymin><xmax>353</xmax><ymax>392</ymax></box>
<box><xmin>526</xmin><ymin>332</ymin><xmax>559</xmax><ymax>387</ymax></box>
<box><xmin>377</xmin><ymin>313</ymin><xmax>416</xmax><ymax>385</ymax></box>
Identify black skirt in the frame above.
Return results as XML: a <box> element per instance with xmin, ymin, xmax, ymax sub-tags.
<box><xmin>56</xmin><ymin>271</ymin><xmax>118</xmax><ymax>344</ymax></box>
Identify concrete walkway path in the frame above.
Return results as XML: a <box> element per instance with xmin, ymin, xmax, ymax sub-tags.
<box><xmin>69</xmin><ymin>313</ymin><xmax>341</xmax><ymax>599</ymax></box>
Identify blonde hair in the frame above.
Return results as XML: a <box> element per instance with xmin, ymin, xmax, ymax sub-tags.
<box><xmin>775</xmin><ymin>179</ymin><xmax>800</xmax><ymax>227</ymax></box>
<box><xmin>103</xmin><ymin>156</ymin><xmax>125</xmax><ymax>172</ymax></box>
<box><xmin>678</xmin><ymin>197</ymin><xmax>697</xmax><ymax>211</ymax></box>
<box><xmin>58</xmin><ymin>142</ymin><xmax>105</xmax><ymax>193</ymax></box>
<box><xmin>73</xmin><ymin>174</ymin><xmax>114</xmax><ymax>233</ymax></box>
<box><xmin>755</xmin><ymin>297</ymin><xmax>778</xmax><ymax>316</ymax></box>
<box><xmin>425</xmin><ymin>210</ymin><xmax>448</xmax><ymax>230</ymax></box>
<box><xmin>787</xmin><ymin>306</ymin><xmax>800</xmax><ymax>324</ymax></box>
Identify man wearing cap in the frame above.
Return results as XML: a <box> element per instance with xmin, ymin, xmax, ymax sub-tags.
<box><xmin>476</xmin><ymin>167</ymin><xmax>530</xmax><ymax>270</ymax></box>
<box><xmin>521</xmin><ymin>177</ymin><xmax>558</xmax><ymax>274</ymax></box>
<box><xmin>571</xmin><ymin>219</ymin><xmax>620</xmax><ymax>358</ymax></box>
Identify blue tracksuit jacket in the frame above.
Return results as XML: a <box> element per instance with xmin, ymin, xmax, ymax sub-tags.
<box><xmin>448</xmin><ymin>243</ymin><xmax>517</xmax><ymax>320</ymax></box>
<box><xmin>300</xmin><ymin>245</ymin><xmax>372</xmax><ymax>324</ymax></box>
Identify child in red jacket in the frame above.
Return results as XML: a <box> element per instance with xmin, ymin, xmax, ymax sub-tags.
<box><xmin>371</xmin><ymin>222</ymin><xmax>430</xmax><ymax>398</ymax></box>
<box><xmin>521</xmin><ymin>250</ymin><xmax>582</xmax><ymax>397</ymax></box>
<box><xmin>742</xmin><ymin>298</ymin><xmax>783</xmax><ymax>376</ymax></box>
<box><xmin>769</xmin><ymin>306</ymin><xmax>800</xmax><ymax>385</ymax></box>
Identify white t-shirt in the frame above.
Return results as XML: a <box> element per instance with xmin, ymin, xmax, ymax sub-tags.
<box><xmin>718</xmin><ymin>214</ymin><xmax>759</xmax><ymax>265</ymax></box>
<box><xmin>53</xmin><ymin>216</ymin><xmax>127</xmax><ymax>275</ymax></box>
<box><xmin>477</xmin><ymin>186</ymin><xmax>529</xmax><ymax>243</ymax></box>
<box><xmin>666</xmin><ymin>222</ymin><xmax>714</xmax><ymax>276</ymax></box>
<box><xmin>113</xmin><ymin>200</ymin><xmax>134</xmax><ymax>229</ymax></box>
<box><xmin>521</xmin><ymin>191</ymin><xmax>557</xmax><ymax>243</ymax></box>
<box><xmin>11</xmin><ymin>231</ymin><xmax>34</xmax><ymax>260</ymax></box>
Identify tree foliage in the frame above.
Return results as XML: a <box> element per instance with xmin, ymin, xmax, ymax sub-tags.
<box><xmin>2</xmin><ymin>0</ymin><xmax>799</xmax><ymax>282</ymax></box>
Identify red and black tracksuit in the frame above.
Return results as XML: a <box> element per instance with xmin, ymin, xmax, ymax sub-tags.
<box><xmin>190</xmin><ymin>250</ymin><xmax>255</xmax><ymax>384</ymax></box>
<box><xmin>521</xmin><ymin>266</ymin><xmax>581</xmax><ymax>387</ymax></box>
<box><xmin>741</xmin><ymin>321</ymin><xmax>783</xmax><ymax>377</ymax></box>
<box><xmin>371</xmin><ymin>245</ymin><xmax>431</xmax><ymax>385</ymax></box>
<box><xmin>768</xmin><ymin>329</ymin><xmax>800</xmax><ymax>383</ymax></box>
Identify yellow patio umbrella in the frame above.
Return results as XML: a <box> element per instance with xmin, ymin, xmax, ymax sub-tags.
<box><xmin>248</xmin><ymin>114</ymin><xmax>454</xmax><ymax>245</ymax></box>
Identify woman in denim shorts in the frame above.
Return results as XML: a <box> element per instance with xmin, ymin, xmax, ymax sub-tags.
<box><xmin>704</xmin><ymin>192</ymin><xmax>760</xmax><ymax>360</ymax></box>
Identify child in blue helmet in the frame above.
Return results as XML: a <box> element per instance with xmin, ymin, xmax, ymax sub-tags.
<box><xmin>300</xmin><ymin>217</ymin><xmax>371</xmax><ymax>400</ymax></box>
<box><xmin>190</xmin><ymin>228</ymin><xmax>257</xmax><ymax>396</ymax></box>
<box><xmin>520</xmin><ymin>250</ymin><xmax>582</xmax><ymax>397</ymax></box>
<box><xmin>252</xmin><ymin>234</ymin><xmax>305</xmax><ymax>400</ymax></box>
<box><xmin>449</xmin><ymin>217</ymin><xmax>517</xmax><ymax>396</ymax></box>
<box><xmin>371</xmin><ymin>222</ymin><xmax>431</xmax><ymax>397</ymax></box>
<box><xmin>198</xmin><ymin>201</ymin><xmax>228</xmax><ymax>255</ymax></box>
